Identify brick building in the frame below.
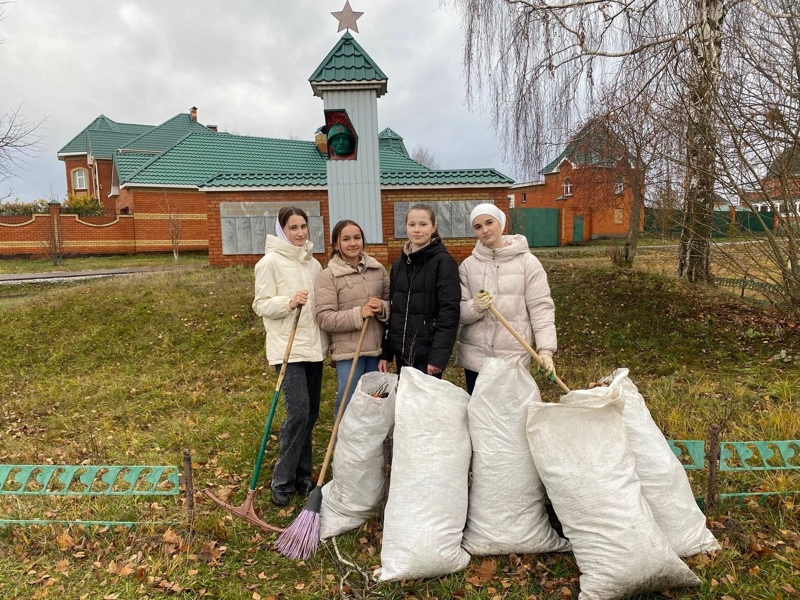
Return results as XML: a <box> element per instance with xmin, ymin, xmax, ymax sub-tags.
<box><xmin>39</xmin><ymin>32</ymin><xmax>513</xmax><ymax>265</ymax></box>
<box><xmin>509</xmin><ymin>120</ymin><xmax>640</xmax><ymax>245</ymax></box>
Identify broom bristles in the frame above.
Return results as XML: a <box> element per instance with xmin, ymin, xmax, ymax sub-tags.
<box><xmin>276</xmin><ymin>509</ymin><xmax>320</xmax><ymax>559</ymax></box>
<box><xmin>276</xmin><ymin>487</ymin><xmax>322</xmax><ymax>559</ymax></box>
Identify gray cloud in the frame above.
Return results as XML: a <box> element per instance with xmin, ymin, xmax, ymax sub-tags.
<box><xmin>0</xmin><ymin>0</ymin><xmax>512</xmax><ymax>201</ymax></box>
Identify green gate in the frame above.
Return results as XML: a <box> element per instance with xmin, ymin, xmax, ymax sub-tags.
<box><xmin>509</xmin><ymin>208</ymin><xmax>558</xmax><ymax>247</ymax></box>
<box><xmin>572</xmin><ymin>215</ymin><xmax>584</xmax><ymax>243</ymax></box>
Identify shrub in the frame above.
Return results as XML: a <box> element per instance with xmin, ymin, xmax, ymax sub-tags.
<box><xmin>63</xmin><ymin>195</ymin><xmax>104</xmax><ymax>216</ymax></box>
<box><xmin>0</xmin><ymin>198</ymin><xmax>49</xmax><ymax>216</ymax></box>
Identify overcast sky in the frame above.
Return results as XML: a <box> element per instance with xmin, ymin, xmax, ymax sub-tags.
<box><xmin>0</xmin><ymin>0</ymin><xmax>518</xmax><ymax>202</ymax></box>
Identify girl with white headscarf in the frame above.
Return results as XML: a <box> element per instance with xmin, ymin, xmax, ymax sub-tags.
<box><xmin>456</xmin><ymin>203</ymin><xmax>558</xmax><ymax>394</ymax></box>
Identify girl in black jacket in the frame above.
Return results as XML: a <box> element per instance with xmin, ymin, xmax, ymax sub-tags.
<box><xmin>379</xmin><ymin>203</ymin><xmax>461</xmax><ymax>379</ymax></box>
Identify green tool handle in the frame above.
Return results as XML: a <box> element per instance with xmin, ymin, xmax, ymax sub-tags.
<box><xmin>249</xmin><ymin>306</ymin><xmax>303</xmax><ymax>491</ymax></box>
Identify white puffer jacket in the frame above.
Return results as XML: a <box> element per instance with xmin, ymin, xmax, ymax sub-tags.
<box><xmin>252</xmin><ymin>235</ymin><xmax>329</xmax><ymax>365</ymax></box>
<box><xmin>457</xmin><ymin>234</ymin><xmax>557</xmax><ymax>372</ymax></box>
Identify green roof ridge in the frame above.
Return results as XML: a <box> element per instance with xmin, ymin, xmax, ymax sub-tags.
<box><xmin>58</xmin><ymin>115</ymin><xmax>154</xmax><ymax>155</ymax></box>
<box><xmin>309</xmin><ymin>32</ymin><xmax>387</xmax><ymax>95</ymax></box>
<box><xmin>378</xmin><ymin>127</ymin><xmax>403</xmax><ymax>140</ymax></box>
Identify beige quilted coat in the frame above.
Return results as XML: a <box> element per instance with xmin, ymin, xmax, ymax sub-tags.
<box><xmin>457</xmin><ymin>234</ymin><xmax>557</xmax><ymax>372</ymax></box>
<box><xmin>314</xmin><ymin>253</ymin><xmax>390</xmax><ymax>361</ymax></box>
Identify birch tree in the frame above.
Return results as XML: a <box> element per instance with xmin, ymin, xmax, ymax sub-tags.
<box><xmin>449</xmin><ymin>0</ymin><xmax>758</xmax><ymax>282</ymax></box>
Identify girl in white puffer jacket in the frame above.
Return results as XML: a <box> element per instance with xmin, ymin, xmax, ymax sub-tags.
<box><xmin>457</xmin><ymin>204</ymin><xmax>558</xmax><ymax>394</ymax></box>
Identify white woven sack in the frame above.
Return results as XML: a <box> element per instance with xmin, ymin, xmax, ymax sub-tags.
<box><xmin>463</xmin><ymin>358</ymin><xmax>570</xmax><ymax>556</ymax></box>
<box><xmin>562</xmin><ymin>368</ymin><xmax>719</xmax><ymax>557</ymax></box>
<box><xmin>527</xmin><ymin>394</ymin><xmax>700</xmax><ymax>600</ymax></box>
<box><xmin>320</xmin><ymin>372</ymin><xmax>398</xmax><ymax>540</ymax></box>
<box><xmin>377</xmin><ymin>367</ymin><xmax>472</xmax><ymax>581</ymax></box>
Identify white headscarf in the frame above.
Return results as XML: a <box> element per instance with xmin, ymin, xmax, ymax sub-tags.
<box><xmin>275</xmin><ymin>216</ymin><xmax>291</xmax><ymax>244</ymax></box>
<box><xmin>469</xmin><ymin>203</ymin><xmax>506</xmax><ymax>231</ymax></box>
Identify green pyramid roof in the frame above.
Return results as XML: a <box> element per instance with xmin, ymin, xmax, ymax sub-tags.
<box><xmin>378</xmin><ymin>128</ymin><xmax>409</xmax><ymax>156</ymax></box>
<box><xmin>309</xmin><ymin>32</ymin><xmax>388</xmax><ymax>97</ymax></box>
<box><xmin>58</xmin><ymin>115</ymin><xmax>153</xmax><ymax>157</ymax></box>
<box><xmin>123</xmin><ymin>113</ymin><xmax>216</xmax><ymax>151</ymax></box>
<box><xmin>540</xmin><ymin>120</ymin><xmax>627</xmax><ymax>175</ymax></box>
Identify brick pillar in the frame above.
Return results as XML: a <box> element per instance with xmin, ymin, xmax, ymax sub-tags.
<box><xmin>48</xmin><ymin>201</ymin><xmax>62</xmax><ymax>249</ymax></box>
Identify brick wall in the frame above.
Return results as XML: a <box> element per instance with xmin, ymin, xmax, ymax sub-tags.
<box><xmin>64</xmin><ymin>156</ymin><xmax>92</xmax><ymax>198</ymax></box>
<box><xmin>125</xmin><ymin>187</ymin><xmax>209</xmax><ymax>253</ymax></box>
<box><xmin>0</xmin><ymin>206</ymin><xmax>136</xmax><ymax>257</ymax></box>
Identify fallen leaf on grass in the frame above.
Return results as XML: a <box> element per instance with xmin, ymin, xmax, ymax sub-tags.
<box><xmin>56</xmin><ymin>532</ymin><xmax>74</xmax><ymax>550</ymax></box>
<box><xmin>294</xmin><ymin>582</ymin><xmax>305</xmax><ymax>590</ymax></box>
<box><xmin>197</xmin><ymin>540</ymin><xmax>225</xmax><ymax>564</ymax></box>
<box><xmin>163</xmin><ymin>528</ymin><xmax>181</xmax><ymax>544</ymax></box>
<box><xmin>466</xmin><ymin>558</ymin><xmax>497</xmax><ymax>587</ymax></box>
<box><xmin>782</xmin><ymin>584</ymin><xmax>797</xmax><ymax>594</ymax></box>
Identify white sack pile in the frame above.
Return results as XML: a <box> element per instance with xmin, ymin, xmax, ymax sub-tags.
<box><xmin>527</xmin><ymin>387</ymin><xmax>701</xmax><ymax>600</ymax></box>
<box><xmin>463</xmin><ymin>357</ymin><xmax>570</xmax><ymax>556</ymax></box>
<box><xmin>377</xmin><ymin>367</ymin><xmax>472</xmax><ymax>581</ymax></box>
<box><xmin>320</xmin><ymin>372</ymin><xmax>397</xmax><ymax>540</ymax></box>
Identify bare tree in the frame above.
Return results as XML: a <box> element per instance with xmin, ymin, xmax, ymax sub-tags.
<box><xmin>161</xmin><ymin>188</ymin><xmax>182</xmax><ymax>261</ymax></box>
<box><xmin>410</xmin><ymin>146</ymin><xmax>440</xmax><ymax>169</ymax></box>
<box><xmin>449</xmin><ymin>0</ymin><xmax>788</xmax><ymax>283</ymax></box>
<box><xmin>710</xmin><ymin>0</ymin><xmax>800</xmax><ymax>314</ymax></box>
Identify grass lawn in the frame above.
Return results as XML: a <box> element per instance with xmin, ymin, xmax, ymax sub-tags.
<box><xmin>0</xmin><ymin>259</ymin><xmax>799</xmax><ymax>599</ymax></box>
<box><xmin>0</xmin><ymin>252</ymin><xmax>208</xmax><ymax>275</ymax></box>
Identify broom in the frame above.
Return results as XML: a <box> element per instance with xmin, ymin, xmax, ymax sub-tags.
<box><xmin>487</xmin><ymin>301</ymin><xmax>571</xmax><ymax>393</ymax></box>
<box><xmin>276</xmin><ymin>316</ymin><xmax>372</xmax><ymax>559</ymax></box>
<box><xmin>204</xmin><ymin>306</ymin><xmax>303</xmax><ymax>533</ymax></box>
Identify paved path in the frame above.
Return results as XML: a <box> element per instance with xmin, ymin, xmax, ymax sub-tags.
<box><xmin>0</xmin><ymin>264</ymin><xmax>203</xmax><ymax>284</ymax></box>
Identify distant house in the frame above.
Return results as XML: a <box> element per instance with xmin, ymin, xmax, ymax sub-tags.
<box><xmin>509</xmin><ymin>120</ymin><xmax>640</xmax><ymax>245</ymax></box>
<box><xmin>749</xmin><ymin>146</ymin><xmax>800</xmax><ymax>218</ymax></box>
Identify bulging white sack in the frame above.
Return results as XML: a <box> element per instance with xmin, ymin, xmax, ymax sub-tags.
<box><xmin>562</xmin><ymin>368</ymin><xmax>719</xmax><ymax>557</ymax></box>
<box><xmin>320</xmin><ymin>372</ymin><xmax>397</xmax><ymax>540</ymax></box>
<box><xmin>463</xmin><ymin>358</ymin><xmax>570</xmax><ymax>555</ymax></box>
<box><xmin>377</xmin><ymin>367</ymin><xmax>472</xmax><ymax>581</ymax></box>
<box><xmin>527</xmin><ymin>393</ymin><xmax>700</xmax><ymax>600</ymax></box>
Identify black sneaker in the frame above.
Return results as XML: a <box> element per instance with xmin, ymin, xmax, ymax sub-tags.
<box><xmin>295</xmin><ymin>479</ymin><xmax>316</xmax><ymax>496</ymax></box>
<box><xmin>271</xmin><ymin>488</ymin><xmax>292</xmax><ymax>507</ymax></box>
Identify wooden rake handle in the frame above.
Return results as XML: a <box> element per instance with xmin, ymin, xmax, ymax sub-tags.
<box><xmin>487</xmin><ymin>304</ymin><xmax>571</xmax><ymax>393</ymax></box>
<box><xmin>316</xmin><ymin>316</ymin><xmax>371</xmax><ymax>487</ymax></box>
<box><xmin>275</xmin><ymin>306</ymin><xmax>303</xmax><ymax>392</ymax></box>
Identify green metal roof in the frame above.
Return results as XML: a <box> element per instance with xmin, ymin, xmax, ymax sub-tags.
<box><xmin>123</xmin><ymin>113</ymin><xmax>216</xmax><ymax>151</ymax></box>
<box><xmin>114</xmin><ymin>151</ymin><xmax>160</xmax><ymax>183</ymax></box>
<box><xmin>58</xmin><ymin>115</ymin><xmax>153</xmax><ymax>156</ymax></box>
<box><xmin>378</xmin><ymin>128</ymin><xmax>409</xmax><ymax>156</ymax></box>
<box><xmin>309</xmin><ymin>32</ymin><xmax>388</xmax><ymax>97</ymax></box>
<box><xmin>540</xmin><ymin>120</ymin><xmax>626</xmax><ymax>175</ymax></box>
<box><xmin>767</xmin><ymin>145</ymin><xmax>800</xmax><ymax>178</ymax></box>
<box><xmin>381</xmin><ymin>169</ymin><xmax>513</xmax><ymax>186</ymax></box>
<box><xmin>201</xmin><ymin>168</ymin><xmax>512</xmax><ymax>189</ymax></box>
<box><xmin>86</xmin><ymin>130</ymin><xmax>144</xmax><ymax>159</ymax></box>
<box><xmin>380</xmin><ymin>148</ymin><xmax>428</xmax><ymax>171</ymax></box>
<box><xmin>124</xmin><ymin>133</ymin><xmax>327</xmax><ymax>187</ymax></box>
<box><xmin>203</xmin><ymin>172</ymin><xmax>328</xmax><ymax>187</ymax></box>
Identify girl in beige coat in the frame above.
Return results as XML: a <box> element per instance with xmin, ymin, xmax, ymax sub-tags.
<box><xmin>314</xmin><ymin>220</ymin><xmax>390</xmax><ymax>416</ymax></box>
<box><xmin>457</xmin><ymin>204</ymin><xmax>558</xmax><ymax>394</ymax></box>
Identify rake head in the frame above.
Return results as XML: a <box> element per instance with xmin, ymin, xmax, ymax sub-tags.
<box><xmin>204</xmin><ymin>488</ymin><xmax>285</xmax><ymax>534</ymax></box>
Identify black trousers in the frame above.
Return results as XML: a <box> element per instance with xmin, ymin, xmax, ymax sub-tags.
<box><xmin>395</xmin><ymin>356</ymin><xmax>444</xmax><ymax>380</ymax></box>
<box><xmin>271</xmin><ymin>361</ymin><xmax>323</xmax><ymax>493</ymax></box>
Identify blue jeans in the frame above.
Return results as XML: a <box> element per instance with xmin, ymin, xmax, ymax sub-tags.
<box><xmin>335</xmin><ymin>356</ymin><xmax>380</xmax><ymax>418</ymax></box>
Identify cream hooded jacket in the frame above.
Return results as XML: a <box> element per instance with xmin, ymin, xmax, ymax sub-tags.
<box><xmin>252</xmin><ymin>235</ymin><xmax>328</xmax><ymax>365</ymax></box>
<box><xmin>457</xmin><ymin>234</ymin><xmax>557</xmax><ymax>372</ymax></box>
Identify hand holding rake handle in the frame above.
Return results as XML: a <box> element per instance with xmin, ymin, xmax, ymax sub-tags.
<box><xmin>487</xmin><ymin>303</ymin><xmax>571</xmax><ymax>393</ymax></box>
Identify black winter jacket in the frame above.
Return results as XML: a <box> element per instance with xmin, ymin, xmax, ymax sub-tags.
<box><xmin>382</xmin><ymin>238</ymin><xmax>461</xmax><ymax>370</ymax></box>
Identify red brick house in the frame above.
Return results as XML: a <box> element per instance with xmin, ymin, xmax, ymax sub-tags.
<box><xmin>509</xmin><ymin>120</ymin><xmax>640</xmax><ymax>245</ymax></box>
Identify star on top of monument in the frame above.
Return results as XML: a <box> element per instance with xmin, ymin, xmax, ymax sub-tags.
<box><xmin>331</xmin><ymin>1</ymin><xmax>363</xmax><ymax>33</ymax></box>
